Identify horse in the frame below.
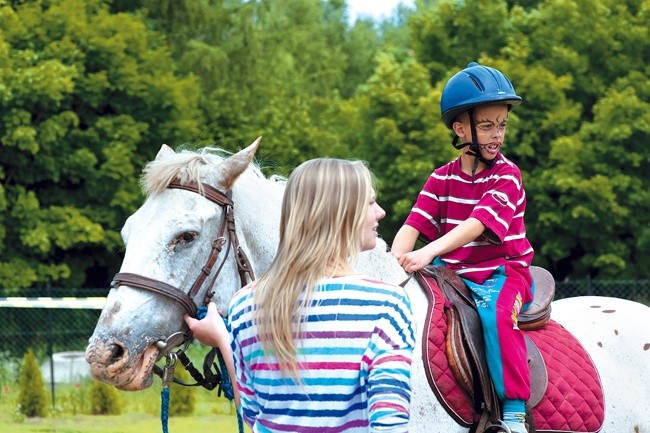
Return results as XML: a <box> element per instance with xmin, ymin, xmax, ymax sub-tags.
<box><xmin>85</xmin><ymin>139</ymin><xmax>650</xmax><ymax>433</ymax></box>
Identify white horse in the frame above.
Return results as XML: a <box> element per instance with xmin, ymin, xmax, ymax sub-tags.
<box><xmin>86</xmin><ymin>139</ymin><xmax>650</xmax><ymax>433</ymax></box>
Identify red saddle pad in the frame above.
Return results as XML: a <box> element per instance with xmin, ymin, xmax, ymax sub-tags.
<box><xmin>420</xmin><ymin>273</ymin><xmax>605</xmax><ymax>432</ymax></box>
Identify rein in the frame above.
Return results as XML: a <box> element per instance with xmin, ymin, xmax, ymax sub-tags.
<box><xmin>110</xmin><ymin>179</ymin><xmax>254</xmax><ymax>433</ymax></box>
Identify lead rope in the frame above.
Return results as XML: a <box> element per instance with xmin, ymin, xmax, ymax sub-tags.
<box><xmin>160</xmin><ymin>353</ymin><xmax>177</xmax><ymax>433</ymax></box>
<box><xmin>158</xmin><ymin>307</ymin><xmax>243</xmax><ymax>433</ymax></box>
<box><xmin>195</xmin><ymin>305</ymin><xmax>244</xmax><ymax>433</ymax></box>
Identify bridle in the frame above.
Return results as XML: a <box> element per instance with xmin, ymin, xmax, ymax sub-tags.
<box><xmin>109</xmin><ymin>179</ymin><xmax>254</xmax><ymax>433</ymax></box>
<box><xmin>110</xmin><ymin>179</ymin><xmax>255</xmax><ymax>332</ymax></box>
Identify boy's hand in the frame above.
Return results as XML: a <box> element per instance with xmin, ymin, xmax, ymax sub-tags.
<box><xmin>396</xmin><ymin>247</ymin><xmax>436</xmax><ymax>273</ymax></box>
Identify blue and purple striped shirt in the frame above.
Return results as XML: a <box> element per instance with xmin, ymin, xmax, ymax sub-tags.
<box><xmin>228</xmin><ymin>275</ymin><xmax>415</xmax><ymax>432</ymax></box>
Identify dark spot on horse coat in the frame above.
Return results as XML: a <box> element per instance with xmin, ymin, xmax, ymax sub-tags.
<box><xmin>614</xmin><ymin>329</ymin><xmax>618</xmax><ymax>335</ymax></box>
<box><xmin>644</xmin><ymin>343</ymin><xmax>650</xmax><ymax>351</ymax></box>
<box><xmin>602</xmin><ymin>309</ymin><xmax>615</xmax><ymax>313</ymax></box>
<box><xmin>590</xmin><ymin>305</ymin><xmax>601</xmax><ymax>309</ymax></box>
<box><xmin>597</xmin><ymin>342</ymin><xmax>603</xmax><ymax>347</ymax></box>
<box><xmin>103</xmin><ymin>302</ymin><xmax>122</xmax><ymax>325</ymax></box>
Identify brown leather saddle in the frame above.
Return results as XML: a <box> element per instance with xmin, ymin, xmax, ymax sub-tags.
<box><xmin>416</xmin><ymin>265</ymin><xmax>555</xmax><ymax>432</ymax></box>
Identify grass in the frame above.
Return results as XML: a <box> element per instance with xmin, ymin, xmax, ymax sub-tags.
<box><xmin>0</xmin><ymin>382</ymin><xmax>246</xmax><ymax>432</ymax></box>
<box><xmin>0</xmin><ymin>412</ymin><xmax>242</xmax><ymax>433</ymax></box>
<box><xmin>0</xmin><ymin>343</ymin><xmax>249</xmax><ymax>433</ymax></box>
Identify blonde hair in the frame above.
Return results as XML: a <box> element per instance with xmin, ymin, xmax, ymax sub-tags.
<box><xmin>253</xmin><ymin>158</ymin><xmax>373</xmax><ymax>377</ymax></box>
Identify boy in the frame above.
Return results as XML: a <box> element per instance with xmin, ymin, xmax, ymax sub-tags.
<box><xmin>391</xmin><ymin>62</ymin><xmax>534</xmax><ymax>433</ymax></box>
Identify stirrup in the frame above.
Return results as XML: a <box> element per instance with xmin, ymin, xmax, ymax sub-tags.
<box><xmin>483</xmin><ymin>420</ymin><xmax>519</xmax><ymax>433</ymax></box>
<box><xmin>493</xmin><ymin>419</ymin><xmax>528</xmax><ymax>433</ymax></box>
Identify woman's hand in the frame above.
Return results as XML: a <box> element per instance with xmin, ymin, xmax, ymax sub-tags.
<box><xmin>184</xmin><ymin>302</ymin><xmax>240</xmax><ymax>408</ymax></box>
<box><xmin>183</xmin><ymin>302</ymin><xmax>229</xmax><ymax>349</ymax></box>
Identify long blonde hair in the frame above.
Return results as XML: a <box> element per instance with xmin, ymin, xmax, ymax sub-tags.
<box><xmin>253</xmin><ymin>158</ymin><xmax>373</xmax><ymax>377</ymax></box>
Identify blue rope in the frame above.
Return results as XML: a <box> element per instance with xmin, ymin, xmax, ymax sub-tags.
<box><xmin>158</xmin><ymin>306</ymin><xmax>210</xmax><ymax>433</ymax></box>
<box><xmin>160</xmin><ymin>387</ymin><xmax>170</xmax><ymax>433</ymax></box>
<box><xmin>196</xmin><ymin>304</ymin><xmax>244</xmax><ymax>433</ymax></box>
<box><xmin>196</xmin><ymin>305</ymin><xmax>208</xmax><ymax>319</ymax></box>
<box><xmin>236</xmin><ymin>407</ymin><xmax>244</xmax><ymax>432</ymax></box>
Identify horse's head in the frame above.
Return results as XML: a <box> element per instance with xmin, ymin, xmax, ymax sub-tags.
<box><xmin>85</xmin><ymin>137</ymin><xmax>282</xmax><ymax>390</ymax></box>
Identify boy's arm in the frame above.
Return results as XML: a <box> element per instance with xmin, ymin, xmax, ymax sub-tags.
<box><xmin>390</xmin><ymin>225</ymin><xmax>421</xmax><ymax>257</ymax></box>
<box><xmin>396</xmin><ymin>218</ymin><xmax>485</xmax><ymax>272</ymax></box>
<box><xmin>429</xmin><ymin>217</ymin><xmax>485</xmax><ymax>258</ymax></box>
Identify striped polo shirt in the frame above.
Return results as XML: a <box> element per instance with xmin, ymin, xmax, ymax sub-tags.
<box><xmin>228</xmin><ymin>274</ymin><xmax>415</xmax><ymax>433</ymax></box>
<box><xmin>404</xmin><ymin>154</ymin><xmax>534</xmax><ymax>283</ymax></box>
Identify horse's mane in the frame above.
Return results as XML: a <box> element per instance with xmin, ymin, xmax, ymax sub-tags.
<box><xmin>141</xmin><ymin>146</ymin><xmax>279</xmax><ymax>197</ymax></box>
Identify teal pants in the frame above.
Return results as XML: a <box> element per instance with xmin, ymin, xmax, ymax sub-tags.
<box><xmin>463</xmin><ymin>265</ymin><xmax>534</xmax><ymax>401</ymax></box>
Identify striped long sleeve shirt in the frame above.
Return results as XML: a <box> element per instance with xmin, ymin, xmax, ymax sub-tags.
<box><xmin>404</xmin><ymin>154</ymin><xmax>534</xmax><ymax>284</ymax></box>
<box><xmin>228</xmin><ymin>275</ymin><xmax>415</xmax><ymax>433</ymax></box>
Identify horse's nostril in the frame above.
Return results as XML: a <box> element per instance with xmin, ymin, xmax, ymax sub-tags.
<box><xmin>108</xmin><ymin>343</ymin><xmax>125</xmax><ymax>361</ymax></box>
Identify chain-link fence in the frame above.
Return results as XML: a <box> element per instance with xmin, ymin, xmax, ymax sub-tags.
<box><xmin>2</xmin><ymin>281</ymin><xmax>650</xmax><ymax>359</ymax></box>
<box><xmin>554</xmin><ymin>278</ymin><xmax>650</xmax><ymax>304</ymax></box>
<box><xmin>1</xmin><ymin>280</ymin><xmax>649</xmax><ymax>399</ymax></box>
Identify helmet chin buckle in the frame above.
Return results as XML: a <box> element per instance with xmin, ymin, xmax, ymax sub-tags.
<box><xmin>468</xmin><ymin>143</ymin><xmax>497</xmax><ymax>167</ymax></box>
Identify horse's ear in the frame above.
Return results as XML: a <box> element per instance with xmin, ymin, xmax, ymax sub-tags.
<box><xmin>156</xmin><ymin>144</ymin><xmax>175</xmax><ymax>160</ymax></box>
<box><xmin>219</xmin><ymin>137</ymin><xmax>261</xmax><ymax>189</ymax></box>
<box><xmin>239</xmin><ymin>137</ymin><xmax>261</xmax><ymax>161</ymax></box>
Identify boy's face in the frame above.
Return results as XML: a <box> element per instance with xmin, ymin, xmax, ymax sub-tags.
<box><xmin>452</xmin><ymin>104</ymin><xmax>509</xmax><ymax>162</ymax></box>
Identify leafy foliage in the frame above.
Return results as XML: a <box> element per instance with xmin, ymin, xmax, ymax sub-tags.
<box><xmin>17</xmin><ymin>348</ymin><xmax>48</xmax><ymax>417</ymax></box>
<box><xmin>0</xmin><ymin>0</ymin><xmax>648</xmax><ymax>283</ymax></box>
<box><xmin>89</xmin><ymin>380</ymin><xmax>122</xmax><ymax>415</ymax></box>
<box><xmin>168</xmin><ymin>366</ymin><xmax>196</xmax><ymax>416</ymax></box>
<box><xmin>0</xmin><ymin>0</ymin><xmax>202</xmax><ymax>289</ymax></box>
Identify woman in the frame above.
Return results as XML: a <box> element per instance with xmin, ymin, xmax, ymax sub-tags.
<box><xmin>187</xmin><ymin>158</ymin><xmax>415</xmax><ymax>432</ymax></box>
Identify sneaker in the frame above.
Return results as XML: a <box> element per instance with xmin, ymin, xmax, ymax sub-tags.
<box><xmin>503</xmin><ymin>412</ymin><xmax>527</xmax><ymax>433</ymax></box>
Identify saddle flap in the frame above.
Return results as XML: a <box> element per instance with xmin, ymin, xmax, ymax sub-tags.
<box><xmin>444</xmin><ymin>301</ymin><xmax>499</xmax><ymax>414</ymax></box>
<box><xmin>423</xmin><ymin>266</ymin><xmax>500</xmax><ymax>419</ymax></box>
<box><xmin>525</xmin><ymin>335</ymin><xmax>548</xmax><ymax>408</ymax></box>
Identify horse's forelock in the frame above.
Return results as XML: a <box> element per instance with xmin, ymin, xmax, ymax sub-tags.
<box><xmin>140</xmin><ymin>146</ymin><xmax>269</xmax><ymax>197</ymax></box>
<box><xmin>141</xmin><ymin>148</ymin><xmax>225</xmax><ymax>196</ymax></box>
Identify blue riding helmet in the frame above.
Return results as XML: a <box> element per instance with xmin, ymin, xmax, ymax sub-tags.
<box><xmin>440</xmin><ymin>62</ymin><xmax>522</xmax><ymax>129</ymax></box>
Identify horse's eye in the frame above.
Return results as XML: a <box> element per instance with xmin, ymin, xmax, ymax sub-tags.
<box><xmin>179</xmin><ymin>231</ymin><xmax>198</xmax><ymax>244</ymax></box>
<box><xmin>168</xmin><ymin>231</ymin><xmax>199</xmax><ymax>251</ymax></box>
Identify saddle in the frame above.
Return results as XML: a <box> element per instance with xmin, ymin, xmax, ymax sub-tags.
<box><xmin>417</xmin><ymin>265</ymin><xmax>554</xmax><ymax>432</ymax></box>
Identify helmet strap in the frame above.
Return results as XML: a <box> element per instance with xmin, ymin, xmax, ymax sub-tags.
<box><xmin>451</xmin><ymin>109</ymin><xmax>496</xmax><ymax>183</ymax></box>
<box><xmin>468</xmin><ymin>110</ymin><xmax>480</xmax><ymax>181</ymax></box>
<box><xmin>451</xmin><ymin>108</ymin><xmax>496</xmax><ymax>183</ymax></box>
<box><xmin>452</xmin><ymin>134</ymin><xmax>465</xmax><ymax>149</ymax></box>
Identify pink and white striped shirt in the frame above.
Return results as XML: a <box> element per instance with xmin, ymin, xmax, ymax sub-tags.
<box><xmin>404</xmin><ymin>154</ymin><xmax>534</xmax><ymax>284</ymax></box>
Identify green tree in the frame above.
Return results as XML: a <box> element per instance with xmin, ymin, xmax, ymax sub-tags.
<box><xmin>89</xmin><ymin>380</ymin><xmax>122</xmax><ymax>415</ymax></box>
<box><xmin>127</xmin><ymin>0</ymin><xmax>403</xmax><ymax>172</ymax></box>
<box><xmin>2</xmin><ymin>0</ymin><xmax>647</xmax><ymax>283</ymax></box>
<box><xmin>342</xmin><ymin>53</ymin><xmax>456</xmax><ymax>236</ymax></box>
<box><xmin>534</xmin><ymin>78</ymin><xmax>650</xmax><ymax>278</ymax></box>
<box><xmin>410</xmin><ymin>0</ymin><xmax>512</xmax><ymax>82</ymax></box>
<box><xmin>18</xmin><ymin>348</ymin><xmax>48</xmax><ymax>418</ymax></box>
<box><xmin>507</xmin><ymin>0</ymin><xmax>650</xmax><ymax>277</ymax></box>
<box><xmin>407</xmin><ymin>0</ymin><xmax>650</xmax><ymax>278</ymax></box>
<box><xmin>0</xmin><ymin>0</ymin><xmax>203</xmax><ymax>289</ymax></box>
<box><xmin>168</xmin><ymin>366</ymin><xmax>196</xmax><ymax>416</ymax></box>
